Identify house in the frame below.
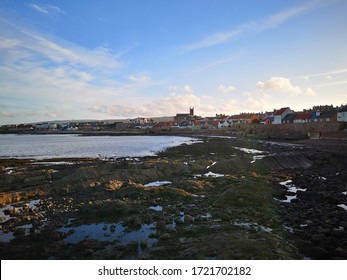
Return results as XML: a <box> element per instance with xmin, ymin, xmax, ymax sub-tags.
<box><xmin>317</xmin><ymin>111</ymin><xmax>337</xmax><ymax>122</ymax></box>
<box><xmin>309</xmin><ymin>111</ymin><xmax>321</xmax><ymax>122</ymax></box>
<box><xmin>208</xmin><ymin>119</ymin><xmax>220</xmax><ymax>129</ymax></box>
<box><xmin>261</xmin><ymin>116</ymin><xmax>273</xmax><ymax>125</ymax></box>
<box><xmin>312</xmin><ymin>105</ymin><xmax>336</xmax><ymax>112</ymax></box>
<box><xmin>337</xmin><ymin>106</ymin><xmax>347</xmax><ymax>122</ymax></box>
<box><xmin>229</xmin><ymin>114</ymin><xmax>248</xmax><ymax>124</ymax></box>
<box><xmin>218</xmin><ymin>120</ymin><xmax>230</xmax><ymax>128</ymax></box>
<box><xmin>273</xmin><ymin>107</ymin><xmax>294</xmax><ymax>124</ymax></box>
<box><xmin>155</xmin><ymin>122</ymin><xmax>174</xmax><ymax>131</ymax></box>
<box><xmin>192</xmin><ymin>120</ymin><xmax>202</xmax><ymax>131</ymax></box>
<box><xmin>260</xmin><ymin>112</ymin><xmax>274</xmax><ymax>125</ymax></box>
<box><xmin>17</xmin><ymin>124</ymin><xmax>34</xmax><ymax>130</ymax></box>
<box><xmin>282</xmin><ymin>113</ymin><xmax>296</xmax><ymax>124</ymax></box>
<box><xmin>293</xmin><ymin>112</ymin><xmax>312</xmax><ymax>124</ymax></box>
<box><xmin>129</xmin><ymin>117</ymin><xmax>148</xmax><ymax>124</ymax></box>
<box><xmin>246</xmin><ymin>114</ymin><xmax>260</xmax><ymax>124</ymax></box>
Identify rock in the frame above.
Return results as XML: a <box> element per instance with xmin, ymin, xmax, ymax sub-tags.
<box><xmin>311</xmin><ymin>234</ymin><xmax>325</xmax><ymax>243</ymax></box>
<box><xmin>126</xmin><ymin>242</ymin><xmax>139</xmax><ymax>252</ymax></box>
<box><xmin>106</xmin><ymin>180</ymin><xmax>123</xmax><ymax>191</ymax></box>
<box><xmin>167</xmin><ymin>227</ymin><xmax>177</xmax><ymax>233</ymax></box>
<box><xmin>184</xmin><ymin>215</ymin><xmax>194</xmax><ymax>223</ymax></box>
<box><xmin>310</xmin><ymin>246</ymin><xmax>330</xmax><ymax>259</ymax></box>
<box><xmin>127</xmin><ymin>216</ymin><xmax>142</xmax><ymax>229</ymax></box>
<box><xmin>13</xmin><ymin>228</ymin><xmax>26</xmax><ymax>236</ymax></box>
<box><xmin>156</xmin><ymin>220</ymin><xmax>166</xmax><ymax>230</ymax></box>
<box><xmin>140</xmin><ymin>241</ymin><xmax>148</xmax><ymax>249</ymax></box>
<box><xmin>330</xmin><ymin>229</ymin><xmax>347</xmax><ymax>239</ymax></box>
<box><xmin>110</xmin><ymin>224</ymin><xmax>116</xmax><ymax>232</ymax></box>
<box><xmin>159</xmin><ymin>233</ymin><xmax>170</xmax><ymax>240</ymax></box>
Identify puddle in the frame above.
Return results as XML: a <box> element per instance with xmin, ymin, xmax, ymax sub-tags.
<box><xmin>284</xmin><ymin>225</ymin><xmax>294</xmax><ymax>234</ymax></box>
<box><xmin>233</xmin><ymin>220</ymin><xmax>273</xmax><ymax>233</ymax></box>
<box><xmin>0</xmin><ymin>199</ymin><xmax>41</xmax><ymax>223</ymax></box>
<box><xmin>279</xmin><ymin>180</ymin><xmax>306</xmax><ymax>193</ymax></box>
<box><xmin>206</xmin><ymin>162</ymin><xmax>217</xmax><ymax>169</ymax></box>
<box><xmin>144</xmin><ymin>181</ymin><xmax>172</xmax><ymax>187</ymax></box>
<box><xmin>200</xmin><ymin>213</ymin><xmax>212</xmax><ymax>220</ymax></box>
<box><xmin>33</xmin><ymin>161</ymin><xmax>76</xmax><ymax>165</ymax></box>
<box><xmin>250</xmin><ymin>155</ymin><xmax>267</xmax><ymax>163</ymax></box>
<box><xmin>337</xmin><ymin>204</ymin><xmax>347</xmax><ymax>211</ymax></box>
<box><xmin>194</xmin><ymin>172</ymin><xmax>225</xmax><ymax>178</ymax></box>
<box><xmin>234</xmin><ymin>147</ymin><xmax>269</xmax><ymax>164</ymax></box>
<box><xmin>57</xmin><ymin>222</ymin><xmax>157</xmax><ymax>247</ymax></box>
<box><xmin>179</xmin><ymin>211</ymin><xmax>185</xmax><ymax>223</ymax></box>
<box><xmin>191</xmin><ymin>194</ymin><xmax>206</xmax><ymax>198</ymax></box>
<box><xmin>279</xmin><ymin>195</ymin><xmax>297</xmax><ymax>203</ymax></box>
<box><xmin>0</xmin><ymin>224</ymin><xmax>34</xmax><ymax>243</ymax></box>
<box><xmin>234</xmin><ymin>147</ymin><xmax>265</xmax><ymax>154</ymax></box>
<box><xmin>149</xmin><ymin>205</ymin><xmax>163</xmax><ymax>212</ymax></box>
<box><xmin>0</xmin><ymin>231</ymin><xmax>14</xmax><ymax>242</ymax></box>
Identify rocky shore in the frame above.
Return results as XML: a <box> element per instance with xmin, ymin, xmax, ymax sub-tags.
<box><xmin>0</xmin><ymin>136</ymin><xmax>346</xmax><ymax>259</ymax></box>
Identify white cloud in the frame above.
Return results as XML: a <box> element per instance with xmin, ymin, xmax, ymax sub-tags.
<box><xmin>183</xmin><ymin>85</ymin><xmax>194</xmax><ymax>93</ymax></box>
<box><xmin>218</xmin><ymin>84</ymin><xmax>236</xmax><ymax>94</ymax></box>
<box><xmin>18</xmin><ymin>30</ymin><xmax>120</xmax><ymax>70</ymax></box>
<box><xmin>180</xmin><ymin>2</ymin><xmax>317</xmax><ymax>52</ymax></box>
<box><xmin>30</xmin><ymin>3</ymin><xmax>49</xmax><ymax>14</ymax></box>
<box><xmin>89</xmin><ymin>93</ymin><xmax>202</xmax><ymax>118</ymax></box>
<box><xmin>257</xmin><ymin>4</ymin><xmax>312</xmax><ymax>30</ymax></box>
<box><xmin>257</xmin><ymin>76</ymin><xmax>302</xmax><ymax>95</ymax></box>
<box><xmin>182</xmin><ymin>29</ymin><xmax>241</xmax><ymax>52</ymax></box>
<box><xmin>304</xmin><ymin>87</ymin><xmax>317</xmax><ymax>97</ymax></box>
<box><xmin>168</xmin><ymin>84</ymin><xmax>194</xmax><ymax>93</ymax></box>
<box><xmin>29</xmin><ymin>3</ymin><xmax>65</xmax><ymax>15</ymax></box>
<box><xmin>0</xmin><ymin>38</ymin><xmax>21</xmax><ymax>48</ymax></box>
<box><xmin>0</xmin><ymin>20</ymin><xmax>138</xmax><ymax>123</ymax></box>
<box><xmin>128</xmin><ymin>73</ymin><xmax>152</xmax><ymax>84</ymax></box>
<box><xmin>301</xmin><ymin>68</ymin><xmax>347</xmax><ymax>80</ymax></box>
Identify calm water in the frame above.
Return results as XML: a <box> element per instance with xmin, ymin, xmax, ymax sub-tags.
<box><xmin>0</xmin><ymin>134</ymin><xmax>196</xmax><ymax>159</ymax></box>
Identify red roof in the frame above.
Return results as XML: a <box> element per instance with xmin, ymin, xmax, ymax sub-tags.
<box><xmin>293</xmin><ymin>112</ymin><xmax>312</xmax><ymax>120</ymax></box>
<box><xmin>274</xmin><ymin>107</ymin><xmax>289</xmax><ymax>115</ymax></box>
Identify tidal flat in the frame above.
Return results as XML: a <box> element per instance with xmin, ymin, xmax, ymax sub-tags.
<box><xmin>0</xmin><ymin>137</ymin><xmax>346</xmax><ymax>259</ymax></box>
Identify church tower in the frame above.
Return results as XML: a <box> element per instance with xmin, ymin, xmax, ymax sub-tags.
<box><xmin>189</xmin><ymin>106</ymin><xmax>194</xmax><ymax>116</ymax></box>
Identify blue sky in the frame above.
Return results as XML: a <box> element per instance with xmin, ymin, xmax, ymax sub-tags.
<box><xmin>0</xmin><ymin>0</ymin><xmax>346</xmax><ymax>124</ymax></box>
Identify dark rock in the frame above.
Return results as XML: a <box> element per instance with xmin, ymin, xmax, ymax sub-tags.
<box><xmin>127</xmin><ymin>216</ymin><xmax>142</xmax><ymax>229</ymax></box>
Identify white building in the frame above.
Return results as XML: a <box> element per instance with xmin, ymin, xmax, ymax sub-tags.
<box><xmin>337</xmin><ymin>107</ymin><xmax>347</xmax><ymax>122</ymax></box>
<box><xmin>273</xmin><ymin>107</ymin><xmax>294</xmax><ymax>124</ymax></box>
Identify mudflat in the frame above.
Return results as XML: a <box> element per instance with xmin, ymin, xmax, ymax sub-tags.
<box><xmin>0</xmin><ymin>137</ymin><xmax>346</xmax><ymax>259</ymax></box>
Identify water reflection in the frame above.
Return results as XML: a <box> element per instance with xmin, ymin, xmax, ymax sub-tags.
<box><xmin>58</xmin><ymin>222</ymin><xmax>157</xmax><ymax>247</ymax></box>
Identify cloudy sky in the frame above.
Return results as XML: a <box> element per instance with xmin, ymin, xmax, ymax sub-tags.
<box><xmin>1</xmin><ymin>0</ymin><xmax>346</xmax><ymax>124</ymax></box>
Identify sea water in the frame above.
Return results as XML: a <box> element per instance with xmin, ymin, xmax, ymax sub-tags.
<box><xmin>0</xmin><ymin>134</ymin><xmax>196</xmax><ymax>159</ymax></box>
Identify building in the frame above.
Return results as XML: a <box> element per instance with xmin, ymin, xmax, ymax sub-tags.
<box><xmin>282</xmin><ymin>113</ymin><xmax>296</xmax><ymax>124</ymax></box>
<box><xmin>337</xmin><ymin>106</ymin><xmax>347</xmax><ymax>122</ymax></box>
<box><xmin>218</xmin><ymin>120</ymin><xmax>230</xmax><ymax>128</ymax></box>
<box><xmin>293</xmin><ymin>112</ymin><xmax>312</xmax><ymax>124</ymax></box>
<box><xmin>312</xmin><ymin>105</ymin><xmax>336</xmax><ymax>112</ymax></box>
<box><xmin>175</xmin><ymin>107</ymin><xmax>194</xmax><ymax>122</ymax></box>
<box><xmin>260</xmin><ymin>112</ymin><xmax>274</xmax><ymax>125</ymax></box>
<box><xmin>317</xmin><ymin>111</ymin><xmax>337</xmax><ymax>122</ymax></box>
<box><xmin>273</xmin><ymin>107</ymin><xmax>294</xmax><ymax>124</ymax></box>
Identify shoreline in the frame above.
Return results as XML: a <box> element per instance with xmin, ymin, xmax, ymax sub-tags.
<box><xmin>0</xmin><ymin>136</ymin><xmax>346</xmax><ymax>259</ymax></box>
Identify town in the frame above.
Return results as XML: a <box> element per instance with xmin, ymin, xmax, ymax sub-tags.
<box><xmin>1</xmin><ymin>104</ymin><xmax>347</xmax><ymax>136</ymax></box>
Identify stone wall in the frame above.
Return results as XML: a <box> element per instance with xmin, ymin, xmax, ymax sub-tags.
<box><xmin>229</xmin><ymin>122</ymin><xmax>347</xmax><ymax>140</ymax></box>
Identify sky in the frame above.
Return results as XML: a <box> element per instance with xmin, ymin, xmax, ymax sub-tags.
<box><xmin>0</xmin><ymin>0</ymin><xmax>347</xmax><ymax>124</ymax></box>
